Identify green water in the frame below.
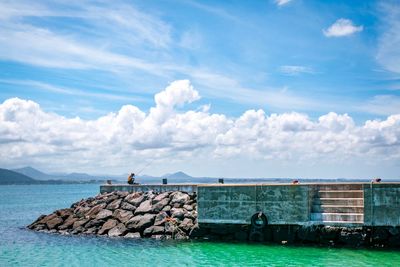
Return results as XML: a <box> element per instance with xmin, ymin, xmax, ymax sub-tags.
<box><xmin>1</xmin><ymin>184</ymin><xmax>399</xmax><ymax>266</ymax></box>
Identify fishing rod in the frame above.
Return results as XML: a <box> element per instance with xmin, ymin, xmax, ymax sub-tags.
<box><xmin>136</xmin><ymin>158</ymin><xmax>156</xmax><ymax>176</ymax></box>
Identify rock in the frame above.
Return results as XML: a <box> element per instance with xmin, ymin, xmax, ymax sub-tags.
<box><xmin>171</xmin><ymin>208</ymin><xmax>185</xmax><ymax>220</ymax></box>
<box><xmin>174</xmin><ymin>232</ymin><xmax>188</xmax><ymax>240</ymax></box>
<box><xmin>126</xmin><ymin>214</ymin><xmax>156</xmax><ymax>232</ymax></box>
<box><xmin>125</xmin><ymin>193</ymin><xmax>144</xmax><ymax>206</ymax></box>
<box><xmin>144</xmin><ymin>191</ymin><xmax>156</xmax><ymax>201</ymax></box>
<box><xmin>179</xmin><ymin>218</ymin><xmax>194</xmax><ymax>233</ymax></box>
<box><xmin>154</xmin><ymin>212</ymin><xmax>168</xmax><ymax>226</ymax></box>
<box><xmin>143</xmin><ymin>226</ymin><xmax>165</xmax><ymax>237</ymax></box>
<box><xmin>72</xmin><ymin>219</ymin><xmax>89</xmax><ymax>229</ymax></box>
<box><xmin>170</xmin><ymin>192</ymin><xmax>190</xmax><ymax>206</ymax></box>
<box><xmin>107</xmin><ymin>199</ymin><xmax>122</xmax><ymax>210</ymax></box>
<box><xmin>38</xmin><ymin>213</ymin><xmax>58</xmax><ymax>225</ymax></box>
<box><xmin>96</xmin><ymin>209</ymin><xmax>113</xmax><ymax>220</ymax></box>
<box><xmin>124</xmin><ymin>232</ymin><xmax>141</xmax><ymax>238</ymax></box>
<box><xmin>84</xmin><ymin>227</ymin><xmax>97</xmax><ymax>235</ymax></box>
<box><xmin>98</xmin><ymin>219</ymin><xmax>118</xmax><ymax>235</ymax></box>
<box><xmin>113</xmin><ymin>209</ymin><xmax>133</xmax><ymax>224</ymax></box>
<box><xmin>86</xmin><ymin>203</ymin><xmax>107</xmax><ymax>218</ymax></box>
<box><xmin>120</xmin><ymin>201</ymin><xmax>136</xmax><ymax>212</ymax></box>
<box><xmin>117</xmin><ymin>191</ymin><xmax>129</xmax><ymax>198</ymax></box>
<box><xmin>46</xmin><ymin>217</ymin><xmax>63</xmax><ymax>229</ymax></box>
<box><xmin>71</xmin><ymin>226</ymin><xmax>85</xmax><ymax>235</ymax></box>
<box><xmin>184</xmin><ymin>211</ymin><xmax>196</xmax><ymax>220</ymax></box>
<box><xmin>152</xmin><ymin>192</ymin><xmax>170</xmax><ymax>204</ymax></box>
<box><xmin>162</xmin><ymin>205</ymin><xmax>171</xmax><ymax>213</ymax></box>
<box><xmin>108</xmin><ymin>223</ymin><xmax>127</xmax><ymax>237</ymax></box>
<box><xmin>165</xmin><ymin>221</ymin><xmax>178</xmax><ymax>235</ymax></box>
<box><xmin>104</xmin><ymin>194</ymin><xmax>119</xmax><ymax>204</ymax></box>
<box><xmin>134</xmin><ymin>200</ymin><xmax>153</xmax><ymax>215</ymax></box>
<box><xmin>183</xmin><ymin>205</ymin><xmax>193</xmax><ymax>211</ymax></box>
<box><xmin>153</xmin><ymin>198</ymin><xmax>170</xmax><ymax>213</ymax></box>
<box><xmin>85</xmin><ymin>219</ymin><xmax>105</xmax><ymax>229</ymax></box>
<box><xmin>58</xmin><ymin>216</ymin><xmax>79</xmax><ymax>230</ymax></box>
<box><xmin>57</xmin><ymin>208</ymin><xmax>73</xmax><ymax>219</ymax></box>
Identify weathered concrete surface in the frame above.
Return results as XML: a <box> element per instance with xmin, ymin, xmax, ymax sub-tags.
<box><xmin>197</xmin><ymin>184</ymin><xmax>310</xmax><ymax>225</ymax></box>
<box><xmin>364</xmin><ymin>183</ymin><xmax>400</xmax><ymax>226</ymax></box>
<box><xmin>100</xmin><ymin>184</ymin><xmax>197</xmax><ymax>194</ymax></box>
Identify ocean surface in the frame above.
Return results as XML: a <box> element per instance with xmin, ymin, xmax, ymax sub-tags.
<box><xmin>1</xmin><ymin>184</ymin><xmax>399</xmax><ymax>267</ymax></box>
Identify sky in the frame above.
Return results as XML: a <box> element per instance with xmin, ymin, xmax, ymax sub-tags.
<box><xmin>0</xmin><ymin>0</ymin><xmax>399</xmax><ymax>178</ymax></box>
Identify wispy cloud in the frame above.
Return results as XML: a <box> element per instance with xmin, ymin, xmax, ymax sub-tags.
<box><xmin>275</xmin><ymin>0</ymin><xmax>293</xmax><ymax>7</ymax></box>
<box><xmin>279</xmin><ymin>65</ymin><xmax>314</xmax><ymax>76</ymax></box>
<box><xmin>376</xmin><ymin>2</ymin><xmax>400</xmax><ymax>74</ymax></box>
<box><xmin>323</xmin><ymin>18</ymin><xmax>363</xmax><ymax>37</ymax></box>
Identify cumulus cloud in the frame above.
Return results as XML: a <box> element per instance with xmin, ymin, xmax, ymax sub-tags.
<box><xmin>1</xmin><ymin>80</ymin><xmax>399</xmax><ymax>176</ymax></box>
<box><xmin>323</xmin><ymin>19</ymin><xmax>363</xmax><ymax>37</ymax></box>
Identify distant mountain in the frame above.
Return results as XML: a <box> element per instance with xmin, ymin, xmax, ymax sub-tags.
<box><xmin>0</xmin><ymin>168</ymin><xmax>37</xmax><ymax>184</ymax></box>
<box><xmin>164</xmin><ymin>171</ymin><xmax>193</xmax><ymax>180</ymax></box>
<box><xmin>13</xmin><ymin>166</ymin><xmax>53</xmax><ymax>180</ymax></box>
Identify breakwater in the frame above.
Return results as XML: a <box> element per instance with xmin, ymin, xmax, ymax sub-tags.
<box><xmin>28</xmin><ymin>182</ymin><xmax>400</xmax><ymax>248</ymax></box>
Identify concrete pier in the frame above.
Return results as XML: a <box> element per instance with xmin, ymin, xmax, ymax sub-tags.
<box><xmin>100</xmin><ymin>182</ymin><xmax>400</xmax><ymax>227</ymax></box>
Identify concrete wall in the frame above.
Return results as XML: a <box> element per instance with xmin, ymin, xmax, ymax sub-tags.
<box><xmin>100</xmin><ymin>184</ymin><xmax>197</xmax><ymax>194</ymax></box>
<box><xmin>364</xmin><ymin>183</ymin><xmax>400</xmax><ymax>226</ymax></box>
<box><xmin>197</xmin><ymin>184</ymin><xmax>310</xmax><ymax>225</ymax></box>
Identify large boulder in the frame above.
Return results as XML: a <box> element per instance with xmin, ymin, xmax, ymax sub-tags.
<box><xmin>120</xmin><ymin>201</ymin><xmax>136</xmax><ymax>212</ymax></box>
<box><xmin>108</xmin><ymin>223</ymin><xmax>127</xmax><ymax>237</ymax></box>
<box><xmin>96</xmin><ymin>209</ymin><xmax>113</xmax><ymax>220</ymax></box>
<box><xmin>85</xmin><ymin>219</ymin><xmax>105</xmax><ymax>229</ymax></box>
<box><xmin>170</xmin><ymin>192</ymin><xmax>190</xmax><ymax>206</ymax></box>
<box><xmin>143</xmin><ymin>226</ymin><xmax>165</xmax><ymax>237</ymax></box>
<box><xmin>124</xmin><ymin>232</ymin><xmax>141</xmax><ymax>238</ymax></box>
<box><xmin>152</xmin><ymin>192</ymin><xmax>170</xmax><ymax>204</ymax></box>
<box><xmin>153</xmin><ymin>198</ymin><xmax>170</xmax><ymax>213</ymax></box>
<box><xmin>98</xmin><ymin>219</ymin><xmax>118</xmax><ymax>235</ymax></box>
<box><xmin>125</xmin><ymin>193</ymin><xmax>144</xmax><ymax>206</ymax></box>
<box><xmin>57</xmin><ymin>208</ymin><xmax>73</xmax><ymax>219</ymax></box>
<box><xmin>126</xmin><ymin>214</ymin><xmax>156</xmax><ymax>232</ymax></box>
<box><xmin>86</xmin><ymin>203</ymin><xmax>107</xmax><ymax>218</ymax></box>
<box><xmin>72</xmin><ymin>219</ymin><xmax>89</xmax><ymax>229</ymax></box>
<box><xmin>179</xmin><ymin>218</ymin><xmax>194</xmax><ymax>233</ymax></box>
<box><xmin>134</xmin><ymin>200</ymin><xmax>153</xmax><ymax>215</ymax></box>
<box><xmin>154</xmin><ymin>212</ymin><xmax>168</xmax><ymax>226</ymax></box>
<box><xmin>58</xmin><ymin>216</ymin><xmax>79</xmax><ymax>230</ymax></box>
<box><xmin>46</xmin><ymin>216</ymin><xmax>63</xmax><ymax>229</ymax></box>
<box><xmin>107</xmin><ymin>199</ymin><xmax>122</xmax><ymax>210</ymax></box>
<box><xmin>171</xmin><ymin>208</ymin><xmax>185</xmax><ymax>220</ymax></box>
<box><xmin>113</xmin><ymin>209</ymin><xmax>133</xmax><ymax>224</ymax></box>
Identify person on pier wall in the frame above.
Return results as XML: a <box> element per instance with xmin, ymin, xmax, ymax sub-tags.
<box><xmin>127</xmin><ymin>173</ymin><xmax>135</xmax><ymax>184</ymax></box>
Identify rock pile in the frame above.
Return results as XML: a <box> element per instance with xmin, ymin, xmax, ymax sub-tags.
<box><xmin>28</xmin><ymin>191</ymin><xmax>198</xmax><ymax>239</ymax></box>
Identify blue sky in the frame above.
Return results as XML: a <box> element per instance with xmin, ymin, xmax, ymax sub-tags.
<box><xmin>0</xmin><ymin>0</ymin><xmax>399</xmax><ymax>178</ymax></box>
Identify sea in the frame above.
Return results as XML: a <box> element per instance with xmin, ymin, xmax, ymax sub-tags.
<box><xmin>1</xmin><ymin>184</ymin><xmax>399</xmax><ymax>267</ymax></box>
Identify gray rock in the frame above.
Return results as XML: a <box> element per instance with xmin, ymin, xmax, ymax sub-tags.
<box><xmin>85</xmin><ymin>219</ymin><xmax>105</xmax><ymax>229</ymax></box>
<box><xmin>57</xmin><ymin>208</ymin><xmax>73</xmax><ymax>219</ymax></box>
<box><xmin>154</xmin><ymin>211</ymin><xmax>168</xmax><ymax>226</ymax></box>
<box><xmin>134</xmin><ymin>200</ymin><xmax>153</xmax><ymax>215</ymax></box>
<box><xmin>86</xmin><ymin>203</ymin><xmax>107</xmax><ymax>218</ymax></box>
<box><xmin>124</xmin><ymin>232</ymin><xmax>141</xmax><ymax>238</ymax></box>
<box><xmin>126</xmin><ymin>214</ymin><xmax>156</xmax><ymax>232</ymax></box>
<box><xmin>98</xmin><ymin>219</ymin><xmax>118</xmax><ymax>235</ymax></box>
<box><xmin>162</xmin><ymin>205</ymin><xmax>171</xmax><ymax>213</ymax></box>
<box><xmin>71</xmin><ymin>226</ymin><xmax>85</xmax><ymax>235</ymax></box>
<box><xmin>125</xmin><ymin>193</ymin><xmax>144</xmax><ymax>206</ymax></box>
<box><xmin>96</xmin><ymin>209</ymin><xmax>113</xmax><ymax>220</ymax></box>
<box><xmin>107</xmin><ymin>199</ymin><xmax>122</xmax><ymax>210</ymax></box>
<box><xmin>179</xmin><ymin>218</ymin><xmax>194</xmax><ymax>233</ymax></box>
<box><xmin>108</xmin><ymin>223</ymin><xmax>127</xmax><ymax>237</ymax></box>
<box><xmin>72</xmin><ymin>219</ymin><xmax>89</xmax><ymax>229</ymax></box>
<box><xmin>170</xmin><ymin>192</ymin><xmax>190</xmax><ymax>206</ymax></box>
<box><xmin>113</xmin><ymin>209</ymin><xmax>133</xmax><ymax>224</ymax></box>
<box><xmin>120</xmin><ymin>201</ymin><xmax>136</xmax><ymax>212</ymax></box>
<box><xmin>153</xmin><ymin>198</ymin><xmax>170</xmax><ymax>213</ymax></box>
<box><xmin>183</xmin><ymin>204</ymin><xmax>193</xmax><ymax>211</ymax></box>
<box><xmin>171</xmin><ymin>208</ymin><xmax>185</xmax><ymax>220</ymax></box>
<box><xmin>46</xmin><ymin>216</ymin><xmax>63</xmax><ymax>229</ymax></box>
<box><xmin>143</xmin><ymin>226</ymin><xmax>165</xmax><ymax>237</ymax></box>
<box><xmin>152</xmin><ymin>192</ymin><xmax>170</xmax><ymax>204</ymax></box>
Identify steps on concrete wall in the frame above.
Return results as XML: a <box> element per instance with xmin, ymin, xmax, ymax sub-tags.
<box><xmin>311</xmin><ymin>185</ymin><xmax>364</xmax><ymax>224</ymax></box>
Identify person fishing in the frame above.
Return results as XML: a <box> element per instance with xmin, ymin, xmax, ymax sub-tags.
<box><xmin>127</xmin><ymin>173</ymin><xmax>135</xmax><ymax>184</ymax></box>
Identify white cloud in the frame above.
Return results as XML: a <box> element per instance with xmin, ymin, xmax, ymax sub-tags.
<box><xmin>1</xmin><ymin>80</ymin><xmax>399</xmax><ymax>177</ymax></box>
<box><xmin>279</xmin><ymin>65</ymin><xmax>314</xmax><ymax>76</ymax></box>
<box><xmin>275</xmin><ymin>0</ymin><xmax>293</xmax><ymax>6</ymax></box>
<box><xmin>376</xmin><ymin>2</ymin><xmax>400</xmax><ymax>74</ymax></box>
<box><xmin>323</xmin><ymin>18</ymin><xmax>363</xmax><ymax>37</ymax></box>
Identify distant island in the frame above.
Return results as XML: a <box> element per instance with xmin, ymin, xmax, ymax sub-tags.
<box><xmin>1</xmin><ymin>166</ymin><xmax>399</xmax><ymax>185</ymax></box>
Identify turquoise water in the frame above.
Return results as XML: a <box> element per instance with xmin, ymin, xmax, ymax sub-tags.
<box><xmin>1</xmin><ymin>185</ymin><xmax>400</xmax><ymax>266</ymax></box>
